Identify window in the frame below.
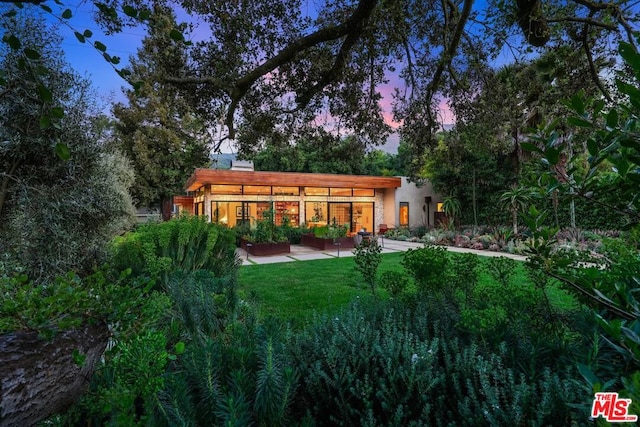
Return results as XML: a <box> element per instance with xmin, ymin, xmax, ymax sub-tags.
<box><xmin>273</xmin><ymin>186</ymin><xmax>300</xmax><ymax>195</ymax></box>
<box><xmin>353</xmin><ymin>202</ymin><xmax>374</xmax><ymax>232</ymax></box>
<box><xmin>353</xmin><ymin>188</ymin><xmax>375</xmax><ymax>197</ymax></box>
<box><xmin>306</xmin><ymin>202</ymin><xmax>327</xmax><ymax>225</ymax></box>
<box><xmin>330</xmin><ymin>187</ymin><xmax>352</xmax><ymax>196</ymax></box>
<box><xmin>304</xmin><ymin>187</ymin><xmax>329</xmax><ymax>196</ymax></box>
<box><xmin>399</xmin><ymin>202</ymin><xmax>409</xmax><ymax>227</ymax></box>
<box><xmin>329</xmin><ymin>203</ymin><xmax>351</xmax><ymax>228</ymax></box>
<box><xmin>243</xmin><ymin>185</ymin><xmax>271</xmax><ymax>195</ymax></box>
<box><xmin>211</xmin><ymin>184</ymin><xmax>242</xmax><ymax>195</ymax></box>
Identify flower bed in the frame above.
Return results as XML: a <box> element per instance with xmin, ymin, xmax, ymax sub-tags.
<box><xmin>301</xmin><ymin>234</ymin><xmax>355</xmax><ymax>250</ymax></box>
<box><xmin>241</xmin><ymin>238</ymin><xmax>290</xmax><ymax>256</ymax></box>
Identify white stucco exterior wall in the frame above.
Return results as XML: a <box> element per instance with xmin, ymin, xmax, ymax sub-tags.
<box><xmin>393</xmin><ymin>177</ymin><xmax>441</xmax><ymax>228</ymax></box>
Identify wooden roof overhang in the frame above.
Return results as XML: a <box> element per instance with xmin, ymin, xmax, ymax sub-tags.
<box><xmin>185</xmin><ymin>169</ymin><xmax>402</xmax><ymax>192</ymax></box>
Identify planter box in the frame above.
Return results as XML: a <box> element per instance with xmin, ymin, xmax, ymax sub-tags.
<box><xmin>301</xmin><ymin>234</ymin><xmax>355</xmax><ymax>251</ymax></box>
<box><xmin>241</xmin><ymin>239</ymin><xmax>290</xmax><ymax>256</ymax></box>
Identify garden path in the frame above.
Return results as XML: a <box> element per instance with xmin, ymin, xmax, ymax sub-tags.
<box><xmin>237</xmin><ymin>239</ymin><xmax>527</xmax><ymax>266</ymax></box>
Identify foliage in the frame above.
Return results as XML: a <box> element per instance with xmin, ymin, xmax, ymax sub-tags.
<box><xmin>110</xmin><ymin>215</ymin><xmax>239</xmax><ymax>285</ymax></box>
<box><xmin>244</xmin><ymin>209</ymin><xmax>288</xmax><ymax>244</ymax></box>
<box><xmin>520</xmin><ymin>40</ymin><xmax>640</xmax><ymax>416</ymax></box>
<box><xmin>112</xmin><ymin>5</ymin><xmax>210</xmax><ymax>211</ymax></box>
<box><xmin>290</xmin><ymin>300</ymin><xmax>582</xmax><ymax>426</ymax></box>
<box><xmin>499</xmin><ymin>185</ymin><xmax>536</xmax><ymax>235</ymax></box>
<box><xmin>312</xmin><ymin>221</ymin><xmax>348</xmax><ymax>239</ymax></box>
<box><xmin>378</xmin><ymin>270</ymin><xmax>410</xmax><ymax>298</ymax></box>
<box><xmin>0</xmin><ymin>14</ymin><xmax>136</xmax><ymax>282</ymax></box>
<box><xmin>0</xmin><ymin>269</ymin><xmax>151</xmax><ymax>337</ymax></box>
<box><xmin>353</xmin><ymin>237</ymin><xmax>383</xmax><ymax>296</ymax></box>
<box><xmin>401</xmin><ymin>245</ymin><xmax>450</xmax><ymax>295</ymax></box>
<box><xmin>441</xmin><ymin>195</ymin><xmax>462</xmax><ymax>228</ymax></box>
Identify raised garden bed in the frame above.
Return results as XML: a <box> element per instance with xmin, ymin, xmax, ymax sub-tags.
<box><xmin>241</xmin><ymin>239</ymin><xmax>290</xmax><ymax>256</ymax></box>
<box><xmin>301</xmin><ymin>234</ymin><xmax>355</xmax><ymax>251</ymax></box>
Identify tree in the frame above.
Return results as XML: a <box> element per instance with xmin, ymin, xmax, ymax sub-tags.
<box><xmin>0</xmin><ymin>12</ymin><xmax>137</xmax><ymax>424</ymax></box>
<box><xmin>3</xmin><ymin>1</ymin><xmax>637</xmax><ymax>171</ymax></box>
<box><xmin>424</xmin><ymin>124</ymin><xmax>516</xmax><ymax>225</ymax></box>
<box><xmin>522</xmin><ymin>40</ymin><xmax>640</xmax><ymax>412</ymax></box>
<box><xmin>499</xmin><ymin>185</ymin><xmax>534</xmax><ymax>235</ymax></box>
<box><xmin>0</xmin><ymin>11</ymin><xmax>135</xmax><ymax>281</ymax></box>
<box><xmin>112</xmin><ymin>4</ymin><xmax>210</xmax><ymax>214</ymax></box>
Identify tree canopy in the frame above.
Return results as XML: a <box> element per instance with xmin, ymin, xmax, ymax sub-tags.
<box><xmin>3</xmin><ymin>0</ymin><xmax>637</xmax><ymax>172</ymax></box>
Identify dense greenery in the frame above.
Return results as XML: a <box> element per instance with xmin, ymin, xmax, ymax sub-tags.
<box><xmin>0</xmin><ymin>12</ymin><xmax>136</xmax><ymax>283</ymax></box>
<box><xmin>112</xmin><ymin>5</ymin><xmax>211</xmax><ymax>211</ymax></box>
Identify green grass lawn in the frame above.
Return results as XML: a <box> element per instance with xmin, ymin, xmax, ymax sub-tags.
<box><xmin>238</xmin><ymin>252</ymin><xmax>579</xmax><ymax>326</ymax></box>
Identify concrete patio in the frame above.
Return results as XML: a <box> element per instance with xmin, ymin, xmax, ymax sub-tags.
<box><xmin>237</xmin><ymin>238</ymin><xmax>528</xmax><ymax>266</ymax></box>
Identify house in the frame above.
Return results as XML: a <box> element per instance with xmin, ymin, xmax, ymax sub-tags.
<box><xmin>175</xmin><ymin>166</ymin><xmax>441</xmax><ymax>232</ymax></box>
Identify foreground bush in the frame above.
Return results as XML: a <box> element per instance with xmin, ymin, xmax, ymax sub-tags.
<box><xmin>290</xmin><ymin>301</ymin><xmax>582</xmax><ymax>426</ymax></box>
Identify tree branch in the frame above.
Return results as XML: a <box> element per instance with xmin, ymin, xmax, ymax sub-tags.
<box><xmin>581</xmin><ymin>11</ymin><xmax>613</xmax><ymax>102</ymax></box>
<box><xmin>547</xmin><ymin>16</ymin><xmax>616</xmax><ymax>31</ymax></box>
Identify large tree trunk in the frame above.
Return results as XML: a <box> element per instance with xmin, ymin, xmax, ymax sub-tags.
<box><xmin>0</xmin><ymin>322</ymin><xmax>109</xmax><ymax>426</ymax></box>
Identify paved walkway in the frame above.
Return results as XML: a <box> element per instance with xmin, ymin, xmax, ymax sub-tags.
<box><xmin>237</xmin><ymin>238</ymin><xmax>527</xmax><ymax>266</ymax></box>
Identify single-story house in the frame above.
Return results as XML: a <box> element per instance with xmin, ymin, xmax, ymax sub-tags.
<box><xmin>175</xmin><ymin>163</ymin><xmax>441</xmax><ymax>232</ymax></box>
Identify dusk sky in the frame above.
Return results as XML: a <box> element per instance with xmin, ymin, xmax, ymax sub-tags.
<box><xmin>38</xmin><ymin>0</ymin><xmax>524</xmax><ymax>147</ymax></box>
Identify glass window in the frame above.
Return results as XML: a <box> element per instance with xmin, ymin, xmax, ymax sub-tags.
<box><xmin>211</xmin><ymin>184</ymin><xmax>242</xmax><ymax>195</ymax></box>
<box><xmin>399</xmin><ymin>202</ymin><xmax>409</xmax><ymax>227</ymax></box>
<box><xmin>353</xmin><ymin>188</ymin><xmax>375</xmax><ymax>197</ymax></box>
<box><xmin>273</xmin><ymin>186</ymin><xmax>300</xmax><ymax>195</ymax></box>
<box><xmin>329</xmin><ymin>203</ymin><xmax>351</xmax><ymax>229</ymax></box>
<box><xmin>275</xmin><ymin>201</ymin><xmax>299</xmax><ymax>226</ymax></box>
<box><xmin>330</xmin><ymin>187</ymin><xmax>352</xmax><ymax>196</ymax></box>
<box><xmin>304</xmin><ymin>187</ymin><xmax>329</xmax><ymax>196</ymax></box>
<box><xmin>305</xmin><ymin>202</ymin><xmax>327</xmax><ymax>226</ymax></box>
<box><xmin>353</xmin><ymin>202</ymin><xmax>374</xmax><ymax>233</ymax></box>
<box><xmin>243</xmin><ymin>185</ymin><xmax>272</xmax><ymax>195</ymax></box>
<box><xmin>436</xmin><ymin>202</ymin><xmax>444</xmax><ymax>212</ymax></box>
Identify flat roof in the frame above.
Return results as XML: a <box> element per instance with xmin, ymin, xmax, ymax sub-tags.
<box><xmin>185</xmin><ymin>169</ymin><xmax>402</xmax><ymax>192</ymax></box>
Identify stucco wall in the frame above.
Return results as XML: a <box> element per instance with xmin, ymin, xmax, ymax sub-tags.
<box><xmin>393</xmin><ymin>177</ymin><xmax>441</xmax><ymax>228</ymax></box>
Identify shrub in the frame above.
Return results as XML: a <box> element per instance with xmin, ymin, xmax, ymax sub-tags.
<box><xmin>110</xmin><ymin>215</ymin><xmax>239</xmax><ymax>285</ymax></box>
<box><xmin>378</xmin><ymin>271</ymin><xmax>411</xmax><ymax>298</ymax></box>
<box><xmin>290</xmin><ymin>301</ymin><xmax>582</xmax><ymax>426</ymax></box>
<box><xmin>401</xmin><ymin>245</ymin><xmax>450</xmax><ymax>295</ymax></box>
<box><xmin>353</xmin><ymin>237</ymin><xmax>383</xmax><ymax>296</ymax></box>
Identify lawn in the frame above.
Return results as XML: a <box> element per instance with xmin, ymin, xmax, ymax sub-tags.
<box><xmin>238</xmin><ymin>251</ymin><xmax>578</xmax><ymax>326</ymax></box>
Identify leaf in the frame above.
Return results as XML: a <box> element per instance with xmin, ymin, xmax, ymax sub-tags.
<box><xmin>569</xmin><ymin>93</ymin><xmax>585</xmax><ymax>115</ymax></box>
<box><xmin>544</xmin><ymin>147</ymin><xmax>560</xmax><ymax>166</ymax></box>
<box><xmin>83</xmin><ymin>29</ymin><xmax>93</xmax><ymax>38</ymax></box>
<box><xmin>567</xmin><ymin>117</ymin><xmax>592</xmax><ymax>128</ymax></box>
<box><xmin>520</xmin><ymin>142</ymin><xmax>542</xmax><ymax>154</ymax></box>
<box><xmin>123</xmin><ymin>5</ymin><xmax>137</xmax><ymax>17</ymax></box>
<box><xmin>61</xmin><ymin>9</ymin><xmax>72</xmax><ymax>19</ymax></box>
<box><xmin>577</xmin><ymin>363</ymin><xmax>600</xmax><ymax>389</ymax></box>
<box><xmin>606</xmin><ymin>109</ymin><xmax>618</xmax><ymax>129</ymax></box>
<box><xmin>110</xmin><ymin>56</ymin><xmax>121</xmax><ymax>65</ymax></box>
<box><xmin>139</xmin><ymin>9</ymin><xmax>151</xmax><ymax>20</ymax></box>
<box><xmin>616</xmin><ymin>80</ymin><xmax>640</xmax><ymax>101</ymax></box>
<box><xmin>619</xmin><ymin>42</ymin><xmax>640</xmax><ymax>79</ymax></box>
<box><xmin>39</xmin><ymin>4</ymin><xmax>52</xmax><ymax>13</ymax></box>
<box><xmin>39</xmin><ymin>116</ymin><xmax>51</xmax><ymax>129</ymax></box>
<box><xmin>169</xmin><ymin>29</ymin><xmax>184</xmax><ymax>41</ymax></box>
<box><xmin>175</xmin><ymin>341</ymin><xmax>186</xmax><ymax>354</ymax></box>
<box><xmin>3</xmin><ymin>34</ymin><xmax>21</xmax><ymax>50</ymax></box>
<box><xmin>23</xmin><ymin>48</ymin><xmax>41</xmax><ymax>60</ymax></box>
<box><xmin>74</xmin><ymin>32</ymin><xmax>86</xmax><ymax>43</ymax></box>
<box><xmin>587</xmin><ymin>139</ymin><xmax>598</xmax><ymax>156</ymax></box>
<box><xmin>55</xmin><ymin>142</ymin><xmax>71</xmax><ymax>160</ymax></box>
<box><xmin>94</xmin><ymin>41</ymin><xmax>107</xmax><ymax>52</ymax></box>
<box><xmin>50</xmin><ymin>107</ymin><xmax>64</xmax><ymax>119</ymax></box>
<box><xmin>3</xmin><ymin>10</ymin><xmax>17</xmax><ymax>18</ymax></box>
<box><xmin>37</xmin><ymin>84</ymin><xmax>52</xmax><ymax>102</ymax></box>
